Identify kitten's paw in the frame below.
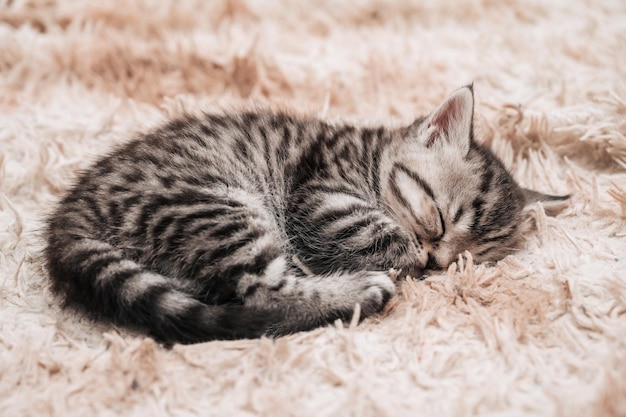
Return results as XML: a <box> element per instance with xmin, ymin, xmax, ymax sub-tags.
<box><xmin>355</xmin><ymin>271</ymin><xmax>396</xmax><ymax>315</ymax></box>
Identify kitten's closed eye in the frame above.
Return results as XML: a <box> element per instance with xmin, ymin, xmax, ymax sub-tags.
<box><xmin>434</xmin><ymin>208</ymin><xmax>446</xmax><ymax>241</ymax></box>
<box><xmin>452</xmin><ymin>207</ymin><xmax>464</xmax><ymax>224</ymax></box>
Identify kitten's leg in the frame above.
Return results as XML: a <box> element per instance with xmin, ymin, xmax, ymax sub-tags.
<box><xmin>238</xmin><ymin>256</ymin><xmax>397</xmax><ymax>335</ymax></box>
<box><xmin>288</xmin><ymin>190</ymin><xmax>424</xmax><ymax>278</ymax></box>
<box><xmin>155</xmin><ymin>188</ymin><xmax>396</xmax><ymax>334</ymax></box>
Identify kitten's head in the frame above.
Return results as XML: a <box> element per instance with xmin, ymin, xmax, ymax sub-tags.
<box><xmin>383</xmin><ymin>85</ymin><xmax>567</xmax><ymax>271</ymax></box>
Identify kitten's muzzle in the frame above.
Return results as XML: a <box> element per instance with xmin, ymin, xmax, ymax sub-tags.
<box><xmin>425</xmin><ymin>253</ymin><xmax>442</xmax><ymax>271</ymax></box>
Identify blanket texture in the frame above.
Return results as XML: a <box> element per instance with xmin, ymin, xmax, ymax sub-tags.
<box><xmin>1</xmin><ymin>1</ymin><xmax>625</xmax><ymax>416</ymax></box>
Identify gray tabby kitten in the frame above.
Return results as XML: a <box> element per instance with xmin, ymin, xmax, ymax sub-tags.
<box><xmin>44</xmin><ymin>86</ymin><xmax>566</xmax><ymax>344</ymax></box>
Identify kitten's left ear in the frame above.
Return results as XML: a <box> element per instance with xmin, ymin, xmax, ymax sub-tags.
<box><xmin>423</xmin><ymin>85</ymin><xmax>474</xmax><ymax>154</ymax></box>
<box><xmin>522</xmin><ymin>188</ymin><xmax>570</xmax><ymax>215</ymax></box>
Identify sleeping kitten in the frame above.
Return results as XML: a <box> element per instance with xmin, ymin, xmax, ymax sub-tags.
<box><xmin>44</xmin><ymin>86</ymin><xmax>566</xmax><ymax>344</ymax></box>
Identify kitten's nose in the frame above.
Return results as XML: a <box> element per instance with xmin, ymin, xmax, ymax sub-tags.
<box><xmin>425</xmin><ymin>253</ymin><xmax>441</xmax><ymax>270</ymax></box>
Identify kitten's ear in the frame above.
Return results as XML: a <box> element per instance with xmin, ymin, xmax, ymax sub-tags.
<box><xmin>423</xmin><ymin>85</ymin><xmax>474</xmax><ymax>153</ymax></box>
<box><xmin>522</xmin><ymin>188</ymin><xmax>570</xmax><ymax>215</ymax></box>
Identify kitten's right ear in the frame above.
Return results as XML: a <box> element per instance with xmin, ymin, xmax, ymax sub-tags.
<box><xmin>420</xmin><ymin>85</ymin><xmax>474</xmax><ymax>154</ymax></box>
<box><xmin>522</xmin><ymin>188</ymin><xmax>570</xmax><ymax>214</ymax></box>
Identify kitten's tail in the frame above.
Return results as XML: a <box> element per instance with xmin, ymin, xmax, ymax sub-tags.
<box><xmin>45</xmin><ymin>235</ymin><xmax>278</xmax><ymax>344</ymax></box>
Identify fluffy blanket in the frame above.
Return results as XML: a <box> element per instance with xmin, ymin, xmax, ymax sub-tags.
<box><xmin>1</xmin><ymin>1</ymin><xmax>625</xmax><ymax>416</ymax></box>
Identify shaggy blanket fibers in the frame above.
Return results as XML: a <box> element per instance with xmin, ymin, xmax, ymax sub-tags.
<box><xmin>1</xmin><ymin>1</ymin><xmax>625</xmax><ymax>416</ymax></box>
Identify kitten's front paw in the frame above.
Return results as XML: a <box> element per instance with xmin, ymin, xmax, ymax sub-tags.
<box><xmin>397</xmin><ymin>263</ymin><xmax>425</xmax><ymax>280</ymax></box>
<box><xmin>356</xmin><ymin>271</ymin><xmax>396</xmax><ymax>315</ymax></box>
<box><xmin>367</xmin><ymin>230</ymin><xmax>426</xmax><ymax>279</ymax></box>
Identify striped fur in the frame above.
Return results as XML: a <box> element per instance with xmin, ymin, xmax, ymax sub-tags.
<box><xmin>44</xmin><ymin>86</ymin><xmax>565</xmax><ymax>344</ymax></box>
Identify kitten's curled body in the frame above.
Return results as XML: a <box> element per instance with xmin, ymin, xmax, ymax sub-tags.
<box><xmin>44</xmin><ymin>86</ymin><xmax>564</xmax><ymax>344</ymax></box>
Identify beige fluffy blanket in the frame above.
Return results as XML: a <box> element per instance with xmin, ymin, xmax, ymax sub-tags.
<box><xmin>1</xmin><ymin>1</ymin><xmax>625</xmax><ymax>416</ymax></box>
